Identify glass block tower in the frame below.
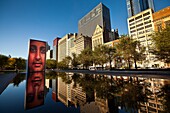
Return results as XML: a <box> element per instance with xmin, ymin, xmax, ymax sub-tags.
<box><xmin>126</xmin><ymin>0</ymin><xmax>155</xmax><ymax>17</ymax></box>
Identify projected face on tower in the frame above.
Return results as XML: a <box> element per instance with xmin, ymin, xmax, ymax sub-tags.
<box><xmin>28</xmin><ymin>39</ymin><xmax>46</xmax><ymax>72</ymax></box>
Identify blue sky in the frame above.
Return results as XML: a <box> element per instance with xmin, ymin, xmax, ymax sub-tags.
<box><xmin>0</xmin><ymin>0</ymin><xmax>170</xmax><ymax>59</ymax></box>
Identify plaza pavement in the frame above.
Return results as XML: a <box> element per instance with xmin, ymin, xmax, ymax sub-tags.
<box><xmin>0</xmin><ymin>73</ymin><xmax>17</xmax><ymax>95</ymax></box>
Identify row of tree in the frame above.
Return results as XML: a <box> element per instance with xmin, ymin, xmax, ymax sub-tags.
<box><xmin>55</xmin><ymin>37</ymin><xmax>146</xmax><ymax>69</ymax></box>
<box><xmin>55</xmin><ymin>26</ymin><xmax>170</xmax><ymax>69</ymax></box>
<box><xmin>0</xmin><ymin>55</ymin><xmax>26</xmax><ymax>70</ymax></box>
<box><xmin>1</xmin><ymin>26</ymin><xmax>169</xmax><ymax>70</ymax></box>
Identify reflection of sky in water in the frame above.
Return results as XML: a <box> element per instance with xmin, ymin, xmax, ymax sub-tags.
<box><xmin>0</xmin><ymin>80</ymin><xmax>80</xmax><ymax>113</ymax></box>
<box><xmin>0</xmin><ymin>81</ymin><xmax>26</xmax><ymax>113</ymax></box>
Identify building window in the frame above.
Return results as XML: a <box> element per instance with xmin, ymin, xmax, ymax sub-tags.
<box><xmin>138</xmin><ymin>35</ymin><xmax>145</xmax><ymax>39</ymax></box>
<box><xmin>144</xmin><ymin>20</ymin><xmax>151</xmax><ymax>24</ymax></box>
<box><xmin>136</xmin><ymin>23</ymin><xmax>143</xmax><ymax>27</ymax></box>
<box><xmin>143</xmin><ymin>11</ymin><xmax>150</xmax><ymax>16</ymax></box>
<box><xmin>145</xmin><ymin>24</ymin><xmax>152</xmax><ymax>29</ymax></box>
<box><xmin>144</xmin><ymin>16</ymin><xmax>150</xmax><ymax>20</ymax></box>
<box><xmin>135</xmin><ymin>15</ymin><xmax>142</xmax><ymax>20</ymax></box>
<box><xmin>137</xmin><ymin>27</ymin><xmax>144</xmax><ymax>31</ymax></box>
<box><xmin>129</xmin><ymin>22</ymin><xmax>135</xmax><ymax>26</ymax></box>
<box><xmin>130</xmin><ymin>30</ymin><xmax>136</xmax><ymax>33</ymax></box>
<box><xmin>129</xmin><ymin>19</ymin><xmax>134</xmax><ymax>23</ymax></box>
<box><xmin>130</xmin><ymin>26</ymin><xmax>135</xmax><ymax>30</ymax></box>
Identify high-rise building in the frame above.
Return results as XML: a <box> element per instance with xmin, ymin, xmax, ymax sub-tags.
<box><xmin>58</xmin><ymin>33</ymin><xmax>77</xmax><ymax>62</ymax></box>
<box><xmin>53</xmin><ymin>37</ymin><xmax>61</xmax><ymax>62</ymax></box>
<box><xmin>127</xmin><ymin>8</ymin><xmax>155</xmax><ymax>67</ymax></box>
<box><xmin>75</xmin><ymin>34</ymin><xmax>92</xmax><ymax>55</ymax></box>
<box><xmin>67</xmin><ymin>33</ymin><xmax>77</xmax><ymax>58</ymax></box>
<box><xmin>78</xmin><ymin>3</ymin><xmax>111</xmax><ymax>37</ymax></box>
<box><xmin>126</xmin><ymin>0</ymin><xmax>155</xmax><ymax>17</ymax></box>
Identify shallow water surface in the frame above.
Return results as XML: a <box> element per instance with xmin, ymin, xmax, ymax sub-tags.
<box><xmin>0</xmin><ymin>72</ymin><xmax>170</xmax><ymax>113</ymax></box>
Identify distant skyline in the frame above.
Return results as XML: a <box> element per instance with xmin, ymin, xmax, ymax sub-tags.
<box><xmin>0</xmin><ymin>0</ymin><xmax>170</xmax><ymax>59</ymax></box>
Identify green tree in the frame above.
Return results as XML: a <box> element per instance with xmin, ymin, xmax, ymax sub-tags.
<box><xmin>129</xmin><ymin>40</ymin><xmax>146</xmax><ymax>69</ymax></box>
<box><xmin>65</xmin><ymin>56</ymin><xmax>72</xmax><ymax>68</ymax></box>
<box><xmin>115</xmin><ymin>37</ymin><xmax>132</xmax><ymax>69</ymax></box>
<box><xmin>6</xmin><ymin>58</ymin><xmax>16</xmax><ymax>69</ymax></box>
<box><xmin>105</xmin><ymin>46</ymin><xmax>116</xmax><ymax>69</ymax></box>
<box><xmin>71</xmin><ymin>53</ymin><xmax>80</xmax><ymax>68</ymax></box>
<box><xmin>151</xmin><ymin>26</ymin><xmax>170</xmax><ymax>63</ymax></box>
<box><xmin>0</xmin><ymin>54</ymin><xmax>9</xmax><ymax>70</ymax></box>
<box><xmin>116</xmin><ymin>37</ymin><xmax>146</xmax><ymax>69</ymax></box>
<box><xmin>15</xmin><ymin>57</ymin><xmax>26</xmax><ymax>70</ymax></box>
<box><xmin>46</xmin><ymin>59</ymin><xmax>57</xmax><ymax>69</ymax></box>
<box><xmin>78</xmin><ymin>47</ymin><xmax>93</xmax><ymax>69</ymax></box>
<box><xmin>93</xmin><ymin>45</ymin><xmax>108</xmax><ymax>68</ymax></box>
<box><xmin>57</xmin><ymin>56</ymin><xmax>71</xmax><ymax>69</ymax></box>
<box><xmin>57</xmin><ymin>61</ymin><xmax>66</xmax><ymax>69</ymax></box>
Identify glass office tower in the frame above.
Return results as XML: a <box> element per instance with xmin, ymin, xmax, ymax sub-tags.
<box><xmin>78</xmin><ymin>3</ymin><xmax>111</xmax><ymax>37</ymax></box>
<box><xmin>126</xmin><ymin>0</ymin><xmax>155</xmax><ymax>17</ymax></box>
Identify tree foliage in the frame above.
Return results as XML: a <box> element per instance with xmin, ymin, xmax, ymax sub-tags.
<box><xmin>57</xmin><ymin>56</ymin><xmax>71</xmax><ymax>69</ymax></box>
<box><xmin>15</xmin><ymin>57</ymin><xmax>26</xmax><ymax>70</ymax></box>
<box><xmin>0</xmin><ymin>54</ymin><xmax>9</xmax><ymax>70</ymax></box>
<box><xmin>46</xmin><ymin>59</ymin><xmax>57</xmax><ymax>69</ymax></box>
<box><xmin>93</xmin><ymin>45</ymin><xmax>108</xmax><ymax>68</ymax></box>
<box><xmin>151</xmin><ymin>26</ymin><xmax>170</xmax><ymax>63</ymax></box>
<box><xmin>115</xmin><ymin>37</ymin><xmax>146</xmax><ymax>69</ymax></box>
<box><xmin>71</xmin><ymin>53</ymin><xmax>80</xmax><ymax>68</ymax></box>
<box><xmin>78</xmin><ymin>47</ymin><xmax>93</xmax><ymax>69</ymax></box>
<box><xmin>115</xmin><ymin>37</ymin><xmax>132</xmax><ymax>69</ymax></box>
<box><xmin>0</xmin><ymin>54</ymin><xmax>26</xmax><ymax>70</ymax></box>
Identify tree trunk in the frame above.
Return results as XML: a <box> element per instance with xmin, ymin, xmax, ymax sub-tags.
<box><xmin>110</xmin><ymin>59</ymin><xmax>112</xmax><ymax>70</ymax></box>
<box><xmin>128</xmin><ymin>59</ymin><xmax>131</xmax><ymax>69</ymax></box>
<box><xmin>134</xmin><ymin>59</ymin><xmax>137</xmax><ymax>69</ymax></box>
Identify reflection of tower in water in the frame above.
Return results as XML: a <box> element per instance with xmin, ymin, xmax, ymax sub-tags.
<box><xmin>50</xmin><ymin>73</ymin><xmax>170</xmax><ymax>113</ymax></box>
<box><xmin>138</xmin><ymin>78</ymin><xmax>170</xmax><ymax>113</ymax></box>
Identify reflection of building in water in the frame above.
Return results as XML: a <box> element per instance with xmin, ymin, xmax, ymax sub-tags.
<box><xmin>50</xmin><ymin>73</ymin><xmax>170</xmax><ymax>113</ymax></box>
<box><xmin>52</xmin><ymin>78</ymin><xmax>59</xmax><ymax>102</ymax></box>
<box><xmin>138</xmin><ymin>78</ymin><xmax>170</xmax><ymax>113</ymax></box>
<box><xmin>45</xmin><ymin>79</ymin><xmax>50</xmax><ymax>88</ymax></box>
<box><xmin>107</xmin><ymin>75</ymin><xmax>170</xmax><ymax>113</ymax></box>
<box><xmin>71</xmin><ymin>84</ymin><xmax>87</xmax><ymax>107</ymax></box>
<box><xmin>93</xmin><ymin>74</ymin><xmax>170</xmax><ymax>113</ymax></box>
<box><xmin>44</xmin><ymin>79</ymin><xmax>50</xmax><ymax>97</ymax></box>
<box><xmin>58</xmin><ymin>75</ymin><xmax>72</xmax><ymax>106</ymax></box>
<box><xmin>50</xmin><ymin>73</ymin><xmax>95</xmax><ymax>108</ymax></box>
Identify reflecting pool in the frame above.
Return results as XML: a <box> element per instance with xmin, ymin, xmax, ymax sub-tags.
<box><xmin>0</xmin><ymin>71</ymin><xmax>170</xmax><ymax>113</ymax></box>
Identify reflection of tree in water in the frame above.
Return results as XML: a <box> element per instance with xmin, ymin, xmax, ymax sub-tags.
<box><xmin>71</xmin><ymin>73</ymin><xmax>81</xmax><ymax>88</ymax></box>
<box><xmin>80</xmin><ymin>75</ymin><xmax>151</xmax><ymax>113</ymax></box>
<box><xmin>157</xmin><ymin>84</ymin><xmax>170</xmax><ymax>113</ymax></box>
<box><xmin>79</xmin><ymin>74</ymin><xmax>95</xmax><ymax>102</ymax></box>
<box><xmin>12</xmin><ymin>73</ymin><xmax>26</xmax><ymax>86</ymax></box>
<box><xmin>120</xmin><ymin>78</ymin><xmax>149</xmax><ymax>113</ymax></box>
<box><xmin>58</xmin><ymin>72</ymin><xmax>72</xmax><ymax>84</ymax></box>
<box><xmin>46</xmin><ymin>71</ymin><xmax>72</xmax><ymax>84</ymax></box>
<box><xmin>57</xmin><ymin>73</ymin><xmax>159</xmax><ymax>113</ymax></box>
<box><xmin>45</xmin><ymin>71</ymin><xmax>58</xmax><ymax>79</ymax></box>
